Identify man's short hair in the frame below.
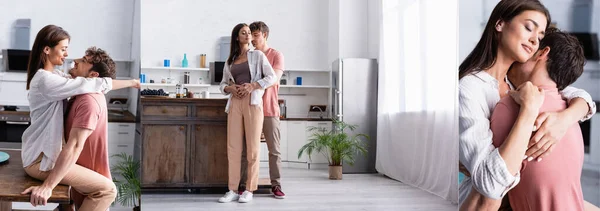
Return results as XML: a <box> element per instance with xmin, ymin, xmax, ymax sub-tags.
<box><xmin>249</xmin><ymin>21</ymin><xmax>269</xmax><ymax>38</ymax></box>
<box><xmin>85</xmin><ymin>46</ymin><xmax>116</xmax><ymax>79</ymax></box>
<box><xmin>539</xmin><ymin>27</ymin><xmax>585</xmax><ymax>90</ymax></box>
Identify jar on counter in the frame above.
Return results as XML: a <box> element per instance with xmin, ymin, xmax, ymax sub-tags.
<box><xmin>175</xmin><ymin>84</ymin><xmax>182</xmax><ymax>98</ymax></box>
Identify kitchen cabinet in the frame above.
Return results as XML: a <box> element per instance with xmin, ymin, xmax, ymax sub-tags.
<box><xmin>191</xmin><ymin>122</ymin><xmax>228</xmax><ymax>186</ymax></box>
<box><xmin>140</xmin><ymin>98</ymin><xmax>229</xmax><ymax>189</ymax></box>
<box><xmin>141</xmin><ymin>124</ymin><xmax>188</xmax><ymax>186</ymax></box>
<box><xmin>107</xmin><ymin>123</ymin><xmax>135</xmax><ymax>180</ymax></box>
<box><xmin>286</xmin><ymin>121</ymin><xmax>307</xmax><ymax>163</ymax></box>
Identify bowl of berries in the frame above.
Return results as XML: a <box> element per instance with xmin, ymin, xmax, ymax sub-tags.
<box><xmin>140</xmin><ymin>88</ymin><xmax>169</xmax><ymax>98</ymax></box>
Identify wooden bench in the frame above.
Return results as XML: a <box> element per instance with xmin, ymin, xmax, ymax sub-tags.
<box><xmin>0</xmin><ymin>149</ymin><xmax>70</xmax><ymax>211</ymax></box>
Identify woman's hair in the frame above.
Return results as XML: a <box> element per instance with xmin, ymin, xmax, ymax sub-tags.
<box><xmin>458</xmin><ymin>0</ymin><xmax>550</xmax><ymax>79</ymax></box>
<box><xmin>26</xmin><ymin>25</ymin><xmax>71</xmax><ymax>90</ymax></box>
<box><xmin>227</xmin><ymin>23</ymin><xmax>249</xmax><ymax>65</ymax></box>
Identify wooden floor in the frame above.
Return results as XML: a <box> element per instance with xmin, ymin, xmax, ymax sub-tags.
<box><xmin>140</xmin><ymin>167</ymin><xmax>458</xmax><ymax>211</ymax></box>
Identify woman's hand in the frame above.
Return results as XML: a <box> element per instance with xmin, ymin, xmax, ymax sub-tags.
<box><xmin>225</xmin><ymin>85</ymin><xmax>243</xmax><ymax>99</ymax></box>
<box><xmin>131</xmin><ymin>79</ymin><xmax>141</xmax><ymax>89</ymax></box>
<box><xmin>509</xmin><ymin>81</ymin><xmax>545</xmax><ymax>111</ymax></box>
<box><xmin>238</xmin><ymin>83</ymin><xmax>257</xmax><ymax>97</ymax></box>
<box><xmin>525</xmin><ymin>111</ymin><xmax>569</xmax><ymax>161</ymax></box>
<box><xmin>22</xmin><ymin>185</ymin><xmax>53</xmax><ymax>207</ymax></box>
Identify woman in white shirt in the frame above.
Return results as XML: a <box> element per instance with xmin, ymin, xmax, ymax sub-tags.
<box><xmin>218</xmin><ymin>23</ymin><xmax>276</xmax><ymax>203</ymax></box>
<box><xmin>20</xmin><ymin>25</ymin><xmax>139</xmax><ymax>209</ymax></box>
<box><xmin>458</xmin><ymin>0</ymin><xmax>596</xmax><ymax>210</ymax></box>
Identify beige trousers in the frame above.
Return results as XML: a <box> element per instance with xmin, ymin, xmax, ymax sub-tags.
<box><xmin>24</xmin><ymin>154</ymin><xmax>116</xmax><ymax>211</ymax></box>
<box><xmin>227</xmin><ymin>95</ymin><xmax>263</xmax><ymax>192</ymax></box>
<box><xmin>240</xmin><ymin>116</ymin><xmax>282</xmax><ymax>186</ymax></box>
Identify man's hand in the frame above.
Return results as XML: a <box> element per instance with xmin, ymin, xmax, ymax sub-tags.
<box><xmin>22</xmin><ymin>185</ymin><xmax>53</xmax><ymax>207</ymax></box>
<box><xmin>525</xmin><ymin>111</ymin><xmax>568</xmax><ymax>161</ymax></box>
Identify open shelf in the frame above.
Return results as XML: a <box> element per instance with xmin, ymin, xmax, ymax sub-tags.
<box><xmin>280</xmin><ymin>85</ymin><xmax>330</xmax><ymax>89</ymax></box>
<box><xmin>285</xmin><ymin>69</ymin><xmax>330</xmax><ymax>72</ymax></box>
<box><xmin>141</xmin><ymin>83</ymin><xmax>210</xmax><ymax>88</ymax></box>
<box><xmin>142</xmin><ymin>66</ymin><xmax>209</xmax><ymax>71</ymax></box>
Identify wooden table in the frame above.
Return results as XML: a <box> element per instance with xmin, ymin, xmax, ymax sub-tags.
<box><xmin>0</xmin><ymin>149</ymin><xmax>70</xmax><ymax>211</ymax></box>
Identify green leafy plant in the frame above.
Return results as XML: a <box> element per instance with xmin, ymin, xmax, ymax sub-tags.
<box><xmin>111</xmin><ymin>152</ymin><xmax>141</xmax><ymax>211</ymax></box>
<box><xmin>298</xmin><ymin>119</ymin><xmax>369</xmax><ymax>166</ymax></box>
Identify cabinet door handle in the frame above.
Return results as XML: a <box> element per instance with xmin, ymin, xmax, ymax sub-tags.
<box><xmin>180</xmin><ymin>126</ymin><xmax>185</xmax><ymax>131</ymax></box>
<box><xmin>117</xmin><ymin>145</ymin><xmax>128</xmax><ymax>147</ymax></box>
<box><xmin>119</xmin><ymin>124</ymin><xmax>130</xmax><ymax>127</ymax></box>
<box><xmin>318</xmin><ymin>123</ymin><xmax>327</xmax><ymax>125</ymax></box>
<box><xmin>118</xmin><ymin>132</ymin><xmax>129</xmax><ymax>135</ymax></box>
<box><xmin>162</xmin><ymin>109</ymin><xmax>168</xmax><ymax>113</ymax></box>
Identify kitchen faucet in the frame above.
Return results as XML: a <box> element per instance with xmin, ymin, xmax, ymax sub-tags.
<box><xmin>312</xmin><ymin>106</ymin><xmax>325</xmax><ymax>119</ymax></box>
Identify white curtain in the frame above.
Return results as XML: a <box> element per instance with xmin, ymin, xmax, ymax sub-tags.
<box><xmin>375</xmin><ymin>0</ymin><xmax>459</xmax><ymax>203</ymax></box>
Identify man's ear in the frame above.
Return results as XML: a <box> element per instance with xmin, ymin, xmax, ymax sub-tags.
<box><xmin>263</xmin><ymin>32</ymin><xmax>269</xmax><ymax>40</ymax></box>
<box><xmin>88</xmin><ymin>71</ymin><xmax>99</xmax><ymax>78</ymax></box>
<box><xmin>495</xmin><ymin>19</ymin><xmax>505</xmax><ymax>32</ymax></box>
<box><xmin>538</xmin><ymin>46</ymin><xmax>550</xmax><ymax>60</ymax></box>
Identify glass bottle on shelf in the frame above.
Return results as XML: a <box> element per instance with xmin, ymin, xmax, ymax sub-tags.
<box><xmin>280</xmin><ymin>72</ymin><xmax>287</xmax><ymax>85</ymax></box>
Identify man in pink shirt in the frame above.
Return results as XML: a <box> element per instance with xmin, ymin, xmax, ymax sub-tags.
<box><xmin>64</xmin><ymin>47</ymin><xmax>116</xmax><ymax>210</ymax></box>
<box><xmin>490</xmin><ymin>28</ymin><xmax>586</xmax><ymax>210</ymax></box>
<box><xmin>239</xmin><ymin>21</ymin><xmax>286</xmax><ymax>199</ymax></box>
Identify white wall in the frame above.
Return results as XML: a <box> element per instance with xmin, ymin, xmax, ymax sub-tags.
<box><xmin>0</xmin><ymin>0</ymin><xmax>135</xmax><ymax>61</ymax></box>
<box><xmin>141</xmin><ymin>0</ymin><xmax>330</xmax><ymax>70</ymax></box>
<box><xmin>0</xmin><ymin>0</ymin><xmax>136</xmax><ymax>107</ymax></box>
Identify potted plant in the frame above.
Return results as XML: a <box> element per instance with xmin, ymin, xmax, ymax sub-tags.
<box><xmin>298</xmin><ymin>119</ymin><xmax>369</xmax><ymax>180</ymax></box>
<box><xmin>111</xmin><ymin>152</ymin><xmax>141</xmax><ymax>211</ymax></box>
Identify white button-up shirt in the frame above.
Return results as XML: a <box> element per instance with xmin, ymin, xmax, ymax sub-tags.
<box><xmin>21</xmin><ymin>69</ymin><xmax>112</xmax><ymax>171</ymax></box>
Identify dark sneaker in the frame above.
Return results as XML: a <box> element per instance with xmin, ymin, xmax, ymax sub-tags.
<box><xmin>272</xmin><ymin>185</ymin><xmax>285</xmax><ymax>199</ymax></box>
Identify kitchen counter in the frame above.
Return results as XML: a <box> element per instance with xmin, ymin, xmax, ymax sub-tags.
<box><xmin>107</xmin><ymin>110</ymin><xmax>136</xmax><ymax>123</ymax></box>
<box><xmin>0</xmin><ymin>111</ymin><xmax>29</xmax><ymax>116</ymax></box>
<box><xmin>0</xmin><ymin>109</ymin><xmax>136</xmax><ymax>123</ymax></box>
<box><xmin>282</xmin><ymin>117</ymin><xmax>332</xmax><ymax>121</ymax></box>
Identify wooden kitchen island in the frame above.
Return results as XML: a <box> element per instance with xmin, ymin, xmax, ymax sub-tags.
<box><xmin>140</xmin><ymin>97</ymin><xmax>231</xmax><ymax>189</ymax></box>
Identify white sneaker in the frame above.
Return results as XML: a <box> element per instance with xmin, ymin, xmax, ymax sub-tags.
<box><xmin>238</xmin><ymin>191</ymin><xmax>253</xmax><ymax>203</ymax></box>
<box><xmin>218</xmin><ymin>190</ymin><xmax>239</xmax><ymax>203</ymax></box>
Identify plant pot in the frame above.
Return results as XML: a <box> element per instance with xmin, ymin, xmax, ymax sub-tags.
<box><xmin>329</xmin><ymin>165</ymin><xmax>343</xmax><ymax>180</ymax></box>
<box><xmin>133</xmin><ymin>206</ymin><xmax>140</xmax><ymax>211</ymax></box>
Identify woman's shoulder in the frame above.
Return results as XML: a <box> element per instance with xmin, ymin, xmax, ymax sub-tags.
<box><xmin>248</xmin><ymin>49</ymin><xmax>266</xmax><ymax>57</ymax></box>
<box><xmin>459</xmin><ymin>71</ymin><xmax>493</xmax><ymax>88</ymax></box>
